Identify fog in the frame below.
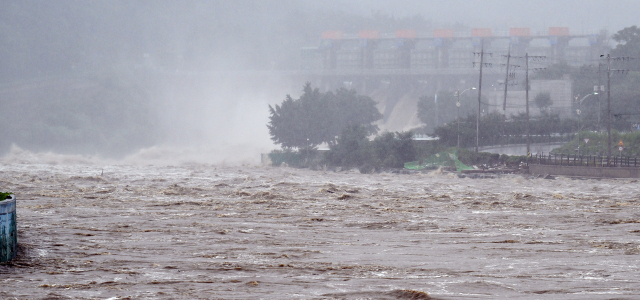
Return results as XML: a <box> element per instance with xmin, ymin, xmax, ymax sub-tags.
<box><xmin>4</xmin><ymin>2</ymin><xmax>640</xmax><ymax>299</ymax></box>
<box><xmin>1</xmin><ymin>0</ymin><xmax>639</xmax><ymax>164</ymax></box>
<box><xmin>330</xmin><ymin>0</ymin><xmax>638</xmax><ymax>33</ymax></box>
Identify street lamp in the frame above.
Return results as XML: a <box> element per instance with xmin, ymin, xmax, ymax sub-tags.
<box><xmin>574</xmin><ymin>92</ymin><xmax>598</xmax><ymax>156</ymax></box>
<box><xmin>454</xmin><ymin>87</ymin><xmax>476</xmax><ymax>149</ymax></box>
<box><xmin>594</xmin><ymin>85</ymin><xmax>605</xmax><ymax>130</ymax></box>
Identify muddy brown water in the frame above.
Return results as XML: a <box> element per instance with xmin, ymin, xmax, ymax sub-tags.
<box><xmin>1</xmin><ymin>162</ymin><xmax>639</xmax><ymax>299</ymax></box>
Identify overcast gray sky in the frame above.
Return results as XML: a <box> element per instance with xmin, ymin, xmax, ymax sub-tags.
<box><xmin>3</xmin><ymin>0</ymin><xmax>639</xmax><ymax>160</ymax></box>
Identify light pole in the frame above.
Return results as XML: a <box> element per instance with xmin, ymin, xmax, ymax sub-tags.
<box><xmin>607</xmin><ymin>54</ymin><xmax>611</xmax><ymax>163</ymax></box>
<box><xmin>454</xmin><ymin>87</ymin><xmax>476</xmax><ymax>149</ymax></box>
<box><xmin>594</xmin><ymin>85</ymin><xmax>605</xmax><ymax>131</ymax></box>
<box><xmin>574</xmin><ymin>93</ymin><xmax>598</xmax><ymax>156</ymax></box>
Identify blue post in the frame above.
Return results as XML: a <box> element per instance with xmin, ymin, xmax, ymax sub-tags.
<box><xmin>0</xmin><ymin>195</ymin><xmax>17</xmax><ymax>262</ymax></box>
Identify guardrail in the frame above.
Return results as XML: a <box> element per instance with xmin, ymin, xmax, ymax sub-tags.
<box><xmin>531</xmin><ymin>152</ymin><xmax>640</xmax><ymax>168</ymax></box>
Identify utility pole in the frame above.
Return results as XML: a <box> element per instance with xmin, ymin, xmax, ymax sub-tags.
<box><xmin>435</xmin><ymin>94</ymin><xmax>439</xmax><ymax>127</ymax></box>
<box><xmin>525</xmin><ymin>53</ymin><xmax>530</xmax><ymax>156</ymax></box>
<box><xmin>501</xmin><ymin>46</ymin><xmax>519</xmax><ymax>146</ymax></box>
<box><xmin>503</xmin><ymin>45</ymin><xmax>511</xmax><ymax>112</ymax></box>
<box><xmin>476</xmin><ymin>41</ymin><xmax>484</xmax><ymax>153</ymax></box>
<box><xmin>597</xmin><ymin>63</ymin><xmax>602</xmax><ymax>130</ymax></box>
<box><xmin>593</xmin><ymin>53</ymin><xmax>630</xmax><ymax>164</ymax></box>
<box><xmin>521</xmin><ymin>54</ymin><xmax>546</xmax><ymax>157</ymax></box>
<box><xmin>455</xmin><ymin>90</ymin><xmax>460</xmax><ymax>149</ymax></box>
<box><xmin>607</xmin><ymin>54</ymin><xmax>611</xmax><ymax>161</ymax></box>
<box><xmin>472</xmin><ymin>40</ymin><xmax>495</xmax><ymax>153</ymax></box>
<box><xmin>578</xmin><ymin>95</ymin><xmax>581</xmax><ymax>156</ymax></box>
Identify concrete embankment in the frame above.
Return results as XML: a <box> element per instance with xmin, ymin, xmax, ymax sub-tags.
<box><xmin>529</xmin><ymin>164</ymin><xmax>640</xmax><ymax>178</ymax></box>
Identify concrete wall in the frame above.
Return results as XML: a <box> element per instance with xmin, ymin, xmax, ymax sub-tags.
<box><xmin>529</xmin><ymin>164</ymin><xmax>640</xmax><ymax>178</ymax></box>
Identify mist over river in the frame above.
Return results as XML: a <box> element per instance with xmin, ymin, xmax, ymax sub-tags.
<box><xmin>1</xmin><ymin>153</ymin><xmax>639</xmax><ymax>299</ymax></box>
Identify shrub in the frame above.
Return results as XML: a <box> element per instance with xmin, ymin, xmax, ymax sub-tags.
<box><xmin>0</xmin><ymin>192</ymin><xmax>13</xmax><ymax>201</ymax></box>
<box><xmin>359</xmin><ymin>163</ymin><xmax>375</xmax><ymax>174</ymax></box>
<box><xmin>268</xmin><ymin>149</ymin><xmax>302</xmax><ymax>167</ymax></box>
<box><xmin>326</xmin><ymin>127</ymin><xmax>420</xmax><ymax>170</ymax></box>
<box><xmin>325</xmin><ymin>125</ymin><xmax>373</xmax><ymax>168</ymax></box>
<box><xmin>371</xmin><ymin>131</ymin><xmax>416</xmax><ymax>168</ymax></box>
<box><xmin>456</xmin><ymin>148</ymin><xmax>501</xmax><ymax>166</ymax></box>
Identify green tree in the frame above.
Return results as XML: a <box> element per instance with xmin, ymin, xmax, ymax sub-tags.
<box><xmin>329</xmin><ymin>88</ymin><xmax>383</xmax><ymax>139</ymax></box>
<box><xmin>371</xmin><ymin>131</ymin><xmax>416</xmax><ymax>168</ymax></box>
<box><xmin>612</xmin><ymin>25</ymin><xmax>640</xmax><ymax>70</ymax></box>
<box><xmin>371</xmin><ymin>132</ymin><xmax>396</xmax><ymax>166</ymax></box>
<box><xmin>391</xmin><ymin>131</ymin><xmax>416</xmax><ymax>165</ymax></box>
<box><xmin>267</xmin><ymin>83</ymin><xmax>382</xmax><ymax>149</ymax></box>
<box><xmin>609</xmin><ymin>26</ymin><xmax>640</xmax><ymax>128</ymax></box>
<box><xmin>611</xmin><ymin>72</ymin><xmax>640</xmax><ymax>129</ymax></box>
<box><xmin>325</xmin><ymin>125</ymin><xmax>373</xmax><ymax>168</ymax></box>
<box><xmin>267</xmin><ymin>94</ymin><xmax>310</xmax><ymax>149</ymax></box>
<box><xmin>325</xmin><ymin>127</ymin><xmax>418</xmax><ymax>170</ymax></box>
<box><xmin>534</xmin><ymin>92</ymin><xmax>553</xmax><ymax>113</ymax></box>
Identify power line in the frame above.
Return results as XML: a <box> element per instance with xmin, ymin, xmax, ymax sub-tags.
<box><xmin>601</xmin><ymin>54</ymin><xmax>632</xmax><ymax>160</ymax></box>
<box><xmin>519</xmin><ymin>53</ymin><xmax>547</xmax><ymax>156</ymax></box>
<box><xmin>503</xmin><ymin>45</ymin><xmax>512</xmax><ymax>111</ymax></box>
<box><xmin>613</xmin><ymin>112</ymin><xmax>640</xmax><ymax>117</ymax></box>
<box><xmin>473</xmin><ymin>41</ymin><xmax>492</xmax><ymax>153</ymax></box>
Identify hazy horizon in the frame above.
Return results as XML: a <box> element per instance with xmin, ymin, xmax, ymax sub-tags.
<box><xmin>1</xmin><ymin>0</ymin><xmax>638</xmax><ymax>164</ymax></box>
<box><xmin>318</xmin><ymin>0</ymin><xmax>637</xmax><ymax>34</ymax></box>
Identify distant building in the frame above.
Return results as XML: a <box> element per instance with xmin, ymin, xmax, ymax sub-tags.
<box><xmin>484</xmin><ymin>79</ymin><xmax>573</xmax><ymax>118</ymax></box>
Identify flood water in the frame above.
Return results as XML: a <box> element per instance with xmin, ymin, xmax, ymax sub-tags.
<box><xmin>1</xmin><ymin>157</ymin><xmax>639</xmax><ymax>299</ymax></box>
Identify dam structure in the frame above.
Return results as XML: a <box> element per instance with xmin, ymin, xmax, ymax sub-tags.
<box><xmin>298</xmin><ymin>27</ymin><xmax>607</xmax><ymax>89</ymax></box>
<box><xmin>295</xmin><ymin>27</ymin><xmax>609</xmax><ymax>132</ymax></box>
